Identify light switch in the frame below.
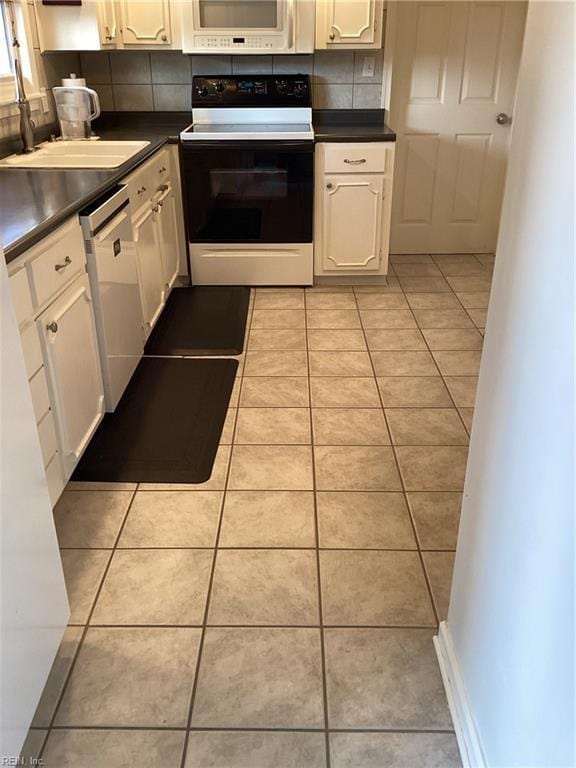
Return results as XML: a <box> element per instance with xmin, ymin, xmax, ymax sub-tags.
<box><xmin>362</xmin><ymin>56</ymin><xmax>375</xmax><ymax>78</ymax></box>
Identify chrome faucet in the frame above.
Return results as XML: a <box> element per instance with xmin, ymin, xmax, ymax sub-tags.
<box><xmin>14</xmin><ymin>56</ymin><xmax>35</xmax><ymax>153</ymax></box>
<box><xmin>6</xmin><ymin>0</ymin><xmax>35</xmax><ymax>153</ymax></box>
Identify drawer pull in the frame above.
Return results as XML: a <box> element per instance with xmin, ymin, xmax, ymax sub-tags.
<box><xmin>46</xmin><ymin>321</ymin><xmax>58</xmax><ymax>333</ymax></box>
<box><xmin>54</xmin><ymin>256</ymin><xmax>72</xmax><ymax>272</ymax></box>
<box><xmin>329</xmin><ymin>32</ymin><xmax>336</xmax><ymax>40</ymax></box>
<box><xmin>158</xmin><ymin>183</ymin><xmax>169</xmax><ymax>192</ymax></box>
<box><xmin>326</xmin><ymin>183</ymin><xmax>334</xmax><ymax>189</ymax></box>
<box><xmin>138</xmin><ymin>185</ymin><xmax>147</xmax><ymax>195</ymax></box>
<box><xmin>344</xmin><ymin>158</ymin><xmax>367</xmax><ymax>165</ymax></box>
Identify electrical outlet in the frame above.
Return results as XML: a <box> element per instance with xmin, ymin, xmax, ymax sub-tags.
<box><xmin>362</xmin><ymin>56</ymin><xmax>375</xmax><ymax>78</ymax></box>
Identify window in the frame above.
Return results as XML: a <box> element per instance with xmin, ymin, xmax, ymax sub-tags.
<box><xmin>0</xmin><ymin>2</ymin><xmax>13</xmax><ymax>87</ymax></box>
<box><xmin>0</xmin><ymin>0</ymin><xmax>42</xmax><ymax>104</ymax></box>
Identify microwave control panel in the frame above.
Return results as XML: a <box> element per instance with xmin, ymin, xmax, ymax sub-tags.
<box><xmin>192</xmin><ymin>75</ymin><xmax>312</xmax><ymax>108</ymax></box>
<box><xmin>194</xmin><ymin>37</ymin><xmax>275</xmax><ymax>50</ymax></box>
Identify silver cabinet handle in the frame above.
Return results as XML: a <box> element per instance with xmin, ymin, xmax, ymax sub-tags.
<box><xmin>344</xmin><ymin>158</ymin><xmax>367</xmax><ymax>165</ymax></box>
<box><xmin>46</xmin><ymin>321</ymin><xmax>58</xmax><ymax>333</ymax></box>
<box><xmin>496</xmin><ymin>112</ymin><xmax>511</xmax><ymax>125</ymax></box>
<box><xmin>54</xmin><ymin>256</ymin><xmax>71</xmax><ymax>272</ymax></box>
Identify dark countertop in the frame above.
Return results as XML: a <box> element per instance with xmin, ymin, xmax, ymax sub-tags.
<box><xmin>312</xmin><ymin>110</ymin><xmax>396</xmax><ymax>142</ymax></box>
<box><xmin>1</xmin><ymin>110</ymin><xmax>395</xmax><ymax>264</ymax></box>
<box><xmin>0</xmin><ymin>114</ymin><xmax>189</xmax><ymax>263</ymax></box>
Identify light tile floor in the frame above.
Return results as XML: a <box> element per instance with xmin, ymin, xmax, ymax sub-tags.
<box><xmin>22</xmin><ymin>253</ymin><xmax>494</xmax><ymax>767</ymax></box>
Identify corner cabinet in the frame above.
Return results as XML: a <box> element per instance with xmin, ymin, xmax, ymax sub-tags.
<box><xmin>316</xmin><ymin>0</ymin><xmax>385</xmax><ymax>49</ymax></box>
<box><xmin>314</xmin><ymin>141</ymin><xmax>395</xmax><ymax>278</ymax></box>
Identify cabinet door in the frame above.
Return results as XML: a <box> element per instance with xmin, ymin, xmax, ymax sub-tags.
<box><xmin>322</xmin><ymin>174</ymin><xmax>384</xmax><ymax>271</ymax></box>
<box><xmin>322</xmin><ymin>0</ymin><xmax>382</xmax><ymax>47</ymax></box>
<box><xmin>134</xmin><ymin>205</ymin><xmax>165</xmax><ymax>334</ymax></box>
<box><xmin>155</xmin><ymin>185</ymin><xmax>180</xmax><ymax>294</ymax></box>
<box><xmin>118</xmin><ymin>0</ymin><xmax>171</xmax><ymax>45</ymax></box>
<box><xmin>97</xmin><ymin>0</ymin><xmax>118</xmax><ymax>46</ymax></box>
<box><xmin>40</xmin><ymin>276</ymin><xmax>104</xmax><ymax>477</ymax></box>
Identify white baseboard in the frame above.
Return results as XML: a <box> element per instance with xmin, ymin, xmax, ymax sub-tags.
<box><xmin>434</xmin><ymin>621</ymin><xmax>487</xmax><ymax>768</ymax></box>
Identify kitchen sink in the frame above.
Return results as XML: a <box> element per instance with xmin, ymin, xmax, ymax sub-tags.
<box><xmin>0</xmin><ymin>140</ymin><xmax>150</xmax><ymax>169</ymax></box>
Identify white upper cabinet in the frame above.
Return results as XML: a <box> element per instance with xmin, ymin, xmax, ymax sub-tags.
<box><xmin>36</xmin><ymin>0</ymin><xmax>177</xmax><ymax>50</ymax></box>
<box><xmin>316</xmin><ymin>0</ymin><xmax>384</xmax><ymax>49</ymax></box>
<box><xmin>117</xmin><ymin>0</ymin><xmax>171</xmax><ymax>46</ymax></box>
<box><xmin>97</xmin><ymin>0</ymin><xmax>118</xmax><ymax>47</ymax></box>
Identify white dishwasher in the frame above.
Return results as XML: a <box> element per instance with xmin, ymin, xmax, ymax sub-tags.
<box><xmin>81</xmin><ymin>186</ymin><xmax>144</xmax><ymax>411</ymax></box>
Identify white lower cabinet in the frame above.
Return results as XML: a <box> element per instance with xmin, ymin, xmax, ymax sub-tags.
<box><xmin>322</xmin><ymin>174</ymin><xmax>385</xmax><ymax>271</ymax></box>
<box><xmin>6</xmin><ymin>146</ymin><xmax>185</xmax><ymax>505</ymax></box>
<box><xmin>133</xmin><ymin>203</ymin><xmax>165</xmax><ymax>334</ymax></box>
<box><xmin>124</xmin><ymin>147</ymin><xmax>185</xmax><ymax>334</ymax></box>
<box><xmin>314</xmin><ymin>141</ymin><xmax>395</xmax><ymax>279</ymax></box>
<box><xmin>156</xmin><ymin>183</ymin><xmax>180</xmax><ymax>292</ymax></box>
<box><xmin>39</xmin><ymin>275</ymin><xmax>105</xmax><ymax>478</ymax></box>
<box><xmin>9</xmin><ymin>218</ymin><xmax>105</xmax><ymax>505</ymax></box>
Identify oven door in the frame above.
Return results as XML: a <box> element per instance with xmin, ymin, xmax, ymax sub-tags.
<box><xmin>181</xmin><ymin>141</ymin><xmax>314</xmax><ymax>244</ymax></box>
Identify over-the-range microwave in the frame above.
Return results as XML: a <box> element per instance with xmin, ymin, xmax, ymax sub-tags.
<box><xmin>181</xmin><ymin>0</ymin><xmax>314</xmax><ymax>55</ymax></box>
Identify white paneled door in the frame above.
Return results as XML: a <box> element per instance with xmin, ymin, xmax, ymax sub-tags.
<box><xmin>388</xmin><ymin>1</ymin><xmax>527</xmax><ymax>253</ymax></box>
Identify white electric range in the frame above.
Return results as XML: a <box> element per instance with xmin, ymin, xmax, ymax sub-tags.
<box><xmin>180</xmin><ymin>75</ymin><xmax>314</xmax><ymax>286</ymax></box>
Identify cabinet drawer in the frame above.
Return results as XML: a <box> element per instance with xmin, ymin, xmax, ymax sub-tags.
<box><xmin>28</xmin><ymin>220</ymin><xmax>85</xmax><ymax>308</ymax></box>
<box><xmin>124</xmin><ymin>149</ymin><xmax>170</xmax><ymax>215</ymax></box>
<box><xmin>21</xmin><ymin>322</ymin><xmax>43</xmax><ymax>380</ymax></box>
<box><xmin>9</xmin><ymin>266</ymin><xmax>34</xmax><ymax>327</ymax></box>
<box><xmin>37</xmin><ymin>411</ymin><xmax>58</xmax><ymax>468</ymax></box>
<box><xmin>324</xmin><ymin>143</ymin><xmax>390</xmax><ymax>174</ymax></box>
<box><xmin>30</xmin><ymin>366</ymin><xmax>51</xmax><ymax>424</ymax></box>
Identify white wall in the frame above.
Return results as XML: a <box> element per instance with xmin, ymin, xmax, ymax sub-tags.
<box><xmin>444</xmin><ymin>2</ymin><xmax>574</xmax><ymax>767</ymax></box>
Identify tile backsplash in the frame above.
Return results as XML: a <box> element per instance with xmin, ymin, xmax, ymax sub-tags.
<box><xmin>44</xmin><ymin>50</ymin><xmax>385</xmax><ymax>113</ymax></box>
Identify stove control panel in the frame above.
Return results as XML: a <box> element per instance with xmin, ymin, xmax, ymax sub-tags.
<box><xmin>192</xmin><ymin>75</ymin><xmax>312</xmax><ymax>108</ymax></box>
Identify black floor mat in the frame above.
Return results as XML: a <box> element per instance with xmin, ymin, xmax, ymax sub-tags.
<box><xmin>72</xmin><ymin>357</ymin><xmax>238</xmax><ymax>484</ymax></box>
<box><xmin>144</xmin><ymin>286</ymin><xmax>250</xmax><ymax>357</ymax></box>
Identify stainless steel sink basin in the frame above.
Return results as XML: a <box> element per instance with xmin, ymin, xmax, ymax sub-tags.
<box><xmin>0</xmin><ymin>140</ymin><xmax>150</xmax><ymax>169</ymax></box>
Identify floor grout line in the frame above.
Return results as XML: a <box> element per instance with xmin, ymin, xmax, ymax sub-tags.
<box><xmin>36</xmin><ymin>724</ymin><xmax>456</xmax><ymax>734</ymax></box>
<box><xmin>304</xmin><ymin>286</ymin><xmax>332</xmax><ymax>768</ymax></box>
<box><xmin>353</xmin><ymin>287</ymin><xmax>441</xmax><ymax>628</ymax></box>
<box><xmin>178</xmin><ymin>291</ymin><xmax>254</xmax><ymax>768</ymax></box>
